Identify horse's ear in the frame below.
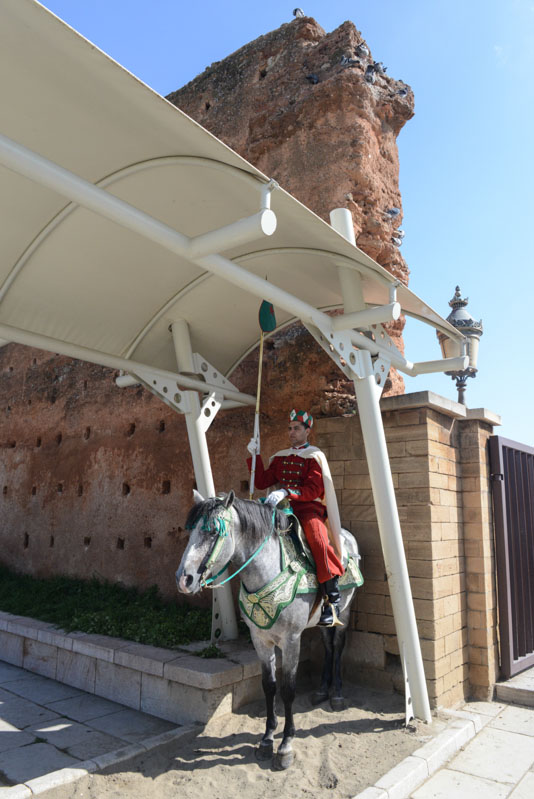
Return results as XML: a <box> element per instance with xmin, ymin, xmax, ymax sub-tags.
<box><xmin>223</xmin><ymin>490</ymin><xmax>235</xmax><ymax>509</ymax></box>
<box><xmin>193</xmin><ymin>489</ymin><xmax>205</xmax><ymax>505</ymax></box>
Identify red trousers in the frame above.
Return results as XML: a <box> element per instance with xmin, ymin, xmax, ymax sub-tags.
<box><xmin>294</xmin><ymin>501</ymin><xmax>344</xmax><ymax>583</ymax></box>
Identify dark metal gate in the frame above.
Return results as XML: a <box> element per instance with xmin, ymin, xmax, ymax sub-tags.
<box><xmin>489</xmin><ymin>436</ymin><xmax>534</xmax><ymax>678</ymax></box>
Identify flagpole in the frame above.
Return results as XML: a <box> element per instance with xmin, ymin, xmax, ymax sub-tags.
<box><xmin>249</xmin><ymin>331</ymin><xmax>264</xmax><ymax>499</ymax></box>
<box><xmin>249</xmin><ymin>301</ymin><xmax>276</xmax><ymax>499</ymax></box>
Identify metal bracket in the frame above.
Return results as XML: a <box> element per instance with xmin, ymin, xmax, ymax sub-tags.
<box><xmin>199</xmin><ymin>391</ymin><xmax>224</xmax><ymax>432</ymax></box>
<box><xmin>190</xmin><ymin>354</ymin><xmax>238</xmax><ymax>429</ymax></box>
<box><xmin>127</xmin><ymin>365</ymin><xmax>224</xmax><ymax>432</ymax></box>
<box><xmin>304</xmin><ymin>321</ymin><xmax>393</xmax><ymax>397</ymax></box>
<box><xmin>191</xmin><ymin>353</ymin><xmax>240</xmax><ymax>394</ymax></box>
<box><xmin>303</xmin><ymin>323</ymin><xmax>363</xmax><ymax>380</ymax></box>
<box><xmin>122</xmin><ymin>351</ymin><xmax>241</xmax><ymax>422</ymax></box>
<box><xmin>129</xmin><ymin>365</ymin><xmax>191</xmax><ymax>414</ymax></box>
<box><xmin>351</xmin><ymin>323</ymin><xmax>399</xmax><ymax>396</ymax></box>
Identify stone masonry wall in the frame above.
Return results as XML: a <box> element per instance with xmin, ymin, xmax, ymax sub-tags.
<box><xmin>459</xmin><ymin>421</ymin><xmax>499</xmax><ymax>700</ymax></box>
<box><xmin>0</xmin><ymin>346</ymin><xmax>201</xmax><ymax>603</ymax></box>
<box><xmin>313</xmin><ymin>394</ymin><xmax>499</xmax><ymax>707</ymax></box>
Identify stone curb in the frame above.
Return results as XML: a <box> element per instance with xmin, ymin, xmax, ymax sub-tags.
<box><xmin>0</xmin><ymin>612</ymin><xmax>251</xmax><ymax>690</ymax></box>
<box><xmin>350</xmin><ymin>710</ymin><xmax>482</xmax><ymax>799</ymax></box>
<box><xmin>0</xmin><ymin>612</ymin><xmax>281</xmax><ymax>725</ymax></box>
<box><xmin>1</xmin><ymin>724</ymin><xmax>200</xmax><ymax>797</ymax></box>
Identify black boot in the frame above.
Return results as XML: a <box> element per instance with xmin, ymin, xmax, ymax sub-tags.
<box><xmin>318</xmin><ymin>576</ymin><xmax>343</xmax><ymax>627</ymax></box>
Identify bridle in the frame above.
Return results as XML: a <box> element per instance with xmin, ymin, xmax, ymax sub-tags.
<box><xmin>187</xmin><ymin>504</ymin><xmax>278</xmax><ymax>589</ymax></box>
<box><xmin>189</xmin><ymin>507</ymin><xmax>233</xmax><ymax>589</ymax></box>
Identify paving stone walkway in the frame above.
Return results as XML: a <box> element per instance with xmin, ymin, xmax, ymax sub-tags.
<box><xmin>0</xmin><ymin>659</ymin><xmax>179</xmax><ymax>790</ymax></box>
<box><xmin>3</xmin><ymin>655</ymin><xmax>534</xmax><ymax>799</ymax></box>
<box><xmin>409</xmin><ymin>699</ymin><xmax>534</xmax><ymax>798</ymax></box>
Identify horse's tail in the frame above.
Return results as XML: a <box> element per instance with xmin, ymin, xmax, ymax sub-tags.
<box><xmin>341</xmin><ymin>527</ymin><xmax>360</xmax><ymax>561</ymax></box>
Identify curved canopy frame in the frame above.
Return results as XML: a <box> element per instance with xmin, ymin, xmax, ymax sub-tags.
<box><xmin>0</xmin><ymin>0</ymin><xmax>463</xmax><ymax>385</ymax></box>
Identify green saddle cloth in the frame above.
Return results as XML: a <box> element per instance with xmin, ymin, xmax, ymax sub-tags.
<box><xmin>239</xmin><ymin>526</ymin><xmax>364</xmax><ymax>630</ymax></box>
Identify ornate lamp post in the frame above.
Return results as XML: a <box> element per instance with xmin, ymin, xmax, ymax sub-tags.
<box><xmin>437</xmin><ymin>286</ymin><xmax>483</xmax><ymax>405</ymax></box>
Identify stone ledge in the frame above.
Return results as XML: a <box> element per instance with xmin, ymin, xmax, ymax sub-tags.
<box><xmin>466</xmin><ymin>407</ymin><xmax>502</xmax><ymax>426</ymax></box>
<box><xmin>380</xmin><ymin>391</ymin><xmax>467</xmax><ymax>420</ymax></box>
<box><xmin>0</xmin><ymin>611</ymin><xmax>280</xmax><ymax>724</ymax></box>
<box><xmin>379</xmin><ymin>391</ymin><xmax>500</xmax><ymax>427</ymax></box>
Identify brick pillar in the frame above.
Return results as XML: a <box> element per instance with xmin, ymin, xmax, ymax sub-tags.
<box><xmin>314</xmin><ymin>391</ymin><xmax>500</xmax><ymax>708</ymax></box>
<box><xmin>459</xmin><ymin>416</ymin><xmax>500</xmax><ymax>699</ymax></box>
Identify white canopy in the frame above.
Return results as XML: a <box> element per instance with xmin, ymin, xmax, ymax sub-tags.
<box><xmin>0</xmin><ymin>0</ymin><xmax>462</xmax><ymax>382</ymax></box>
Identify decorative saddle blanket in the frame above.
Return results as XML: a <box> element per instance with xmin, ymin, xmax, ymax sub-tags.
<box><xmin>239</xmin><ymin>520</ymin><xmax>364</xmax><ymax>630</ymax></box>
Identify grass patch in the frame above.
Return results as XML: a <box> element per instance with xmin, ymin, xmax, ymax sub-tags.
<box><xmin>0</xmin><ymin>563</ymin><xmax>211</xmax><ymax>648</ymax></box>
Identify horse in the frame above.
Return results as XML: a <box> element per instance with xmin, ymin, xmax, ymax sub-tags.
<box><xmin>175</xmin><ymin>489</ymin><xmax>361</xmax><ymax>770</ymax></box>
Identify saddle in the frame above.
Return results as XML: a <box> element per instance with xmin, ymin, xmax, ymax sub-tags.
<box><xmin>238</xmin><ymin>511</ymin><xmax>363</xmax><ymax>630</ymax></box>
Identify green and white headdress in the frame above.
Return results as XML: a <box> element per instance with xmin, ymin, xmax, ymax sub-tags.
<box><xmin>289</xmin><ymin>409</ymin><xmax>313</xmax><ymax>428</ymax></box>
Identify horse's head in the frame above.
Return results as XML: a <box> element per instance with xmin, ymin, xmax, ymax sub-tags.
<box><xmin>175</xmin><ymin>489</ymin><xmax>236</xmax><ymax>594</ymax></box>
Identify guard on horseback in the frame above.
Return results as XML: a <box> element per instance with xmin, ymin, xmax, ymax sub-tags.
<box><xmin>247</xmin><ymin>408</ymin><xmax>345</xmax><ymax>627</ymax></box>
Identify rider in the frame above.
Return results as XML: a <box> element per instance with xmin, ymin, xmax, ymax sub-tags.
<box><xmin>247</xmin><ymin>409</ymin><xmax>345</xmax><ymax>627</ymax></box>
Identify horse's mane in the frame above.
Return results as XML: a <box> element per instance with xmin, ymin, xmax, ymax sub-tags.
<box><xmin>185</xmin><ymin>493</ymin><xmax>289</xmax><ymax>544</ymax></box>
<box><xmin>233</xmin><ymin>496</ymin><xmax>290</xmax><ymax>543</ymax></box>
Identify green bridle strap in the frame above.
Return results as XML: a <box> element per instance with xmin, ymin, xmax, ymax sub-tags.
<box><xmin>201</xmin><ymin>506</ymin><xmax>277</xmax><ymax>589</ymax></box>
<box><xmin>202</xmin><ymin>510</ymin><xmax>231</xmax><ymax>574</ymax></box>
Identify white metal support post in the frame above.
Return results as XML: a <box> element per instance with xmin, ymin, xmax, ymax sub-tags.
<box><xmin>171</xmin><ymin>319</ymin><xmax>238</xmax><ymax>642</ymax></box>
<box><xmin>330</xmin><ymin>209</ymin><xmax>431</xmax><ymax>724</ymax></box>
<box><xmin>351</xmin><ymin>350</ymin><xmax>430</xmax><ymax>723</ymax></box>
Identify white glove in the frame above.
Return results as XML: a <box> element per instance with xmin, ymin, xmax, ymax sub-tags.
<box><xmin>247</xmin><ymin>437</ymin><xmax>260</xmax><ymax>455</ymax></box>
<box><xmin>265</xmin><ymin>489</ymin><xmax>288</xmax><ymax>506</ymax></box>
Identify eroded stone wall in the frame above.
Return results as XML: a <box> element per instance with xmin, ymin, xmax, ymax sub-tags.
<box><xmin>168</xmin><ymin>13</ymin><xmax>414</xmax><ymax>402</ymax></box>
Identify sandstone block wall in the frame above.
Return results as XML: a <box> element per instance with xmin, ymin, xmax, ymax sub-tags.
<box><xmin>313</xmin><ymin>394</ymin><xmax>499</xmax><ymax>707</ymax></box>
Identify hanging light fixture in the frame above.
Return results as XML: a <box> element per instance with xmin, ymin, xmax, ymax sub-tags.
<box><xmin>436</xmin><ymin>286</ymin><xmax>483</xmax><ymax>405</ymax></box>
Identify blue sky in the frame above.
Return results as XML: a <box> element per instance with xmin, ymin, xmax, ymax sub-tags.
<box><xmin>39</xmin><ymin>1</ymin><xmax>534</xmax><ymax>445</ymax></box>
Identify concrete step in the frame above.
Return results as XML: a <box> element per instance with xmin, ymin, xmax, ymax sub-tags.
<box><xmin>494</xmin><ymin>665</ymin><xmax>534</xmax><ymax>707</ymax></box>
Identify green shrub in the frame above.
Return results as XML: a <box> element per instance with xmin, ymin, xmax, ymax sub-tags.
<box><xmin>0</xmin><ymin>564</ymin><xmax>211</xmax><ymax>648</ymax></box>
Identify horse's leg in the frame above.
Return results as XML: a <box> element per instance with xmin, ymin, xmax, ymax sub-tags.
<box><xmin>330</xmin><ymin>626</ymin><xmax>348</xmax><ymax>711</ymax></box>
<box><xmin>273</xmin><ymin>636</ymin><xmax>300</xmax><ymax>770</ymax></box>
<box><xmin>311</xmin><ymin>627</ymin><xmax>335</xmax><ymax>705</ymax></box>
<box><xmin>253</xmin><ymin>638</ymin><xmax>278</xmax><ymax>761</ymax></box>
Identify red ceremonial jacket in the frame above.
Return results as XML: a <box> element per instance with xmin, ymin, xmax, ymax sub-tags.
<box><xmin>247</xmin><ymin>447</ymin><xmax>325</xmax><ymax>511</ymax></box>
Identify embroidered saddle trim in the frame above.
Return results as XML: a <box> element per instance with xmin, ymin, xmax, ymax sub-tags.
<box><xmin>238</xmin><ymin>532</ymin><xmax>363</xmax><ymax>630</ymax></box>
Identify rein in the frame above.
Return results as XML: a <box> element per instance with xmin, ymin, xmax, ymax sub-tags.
<box><xmin>191</xmin><ymin>505</ymin><xmax>278</xmax><ymax>589</ymax></box>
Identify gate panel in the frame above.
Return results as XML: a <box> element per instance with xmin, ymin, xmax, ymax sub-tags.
<box><xmin>489</xmin><ymin>436</ymin><xmax>534</xmax><ymax>677</ymax></box>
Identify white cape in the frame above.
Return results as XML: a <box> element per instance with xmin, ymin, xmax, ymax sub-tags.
<box><xmin>270</xmin><ymin>445</ymin><xmax>343</xmax><ymax>560</ymax></box>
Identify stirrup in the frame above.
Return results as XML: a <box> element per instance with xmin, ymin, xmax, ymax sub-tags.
<box><xmin>318</xmin><ymin>599</ymin><xmax>344</xmax><ymax>628</ymax></box>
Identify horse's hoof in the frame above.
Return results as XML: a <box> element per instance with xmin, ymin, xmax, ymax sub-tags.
<box><xmin>255</xmin><ymin>741</ymin><xmax>274</xmax><ymax>761</ymax></box>
<box><xmin>273</xmin><ymin>751</ymin><xmax>294</xmax><ymax>770</ymax></box>
<box><xmin>311</xmin><ymin>690</ymin><xmax>329</xmax><ymax>706</ymax></box>
<box><xmin>330</xmin><ymin>695</ymin><xmax>346</xmax><ymax>711</ymax></box>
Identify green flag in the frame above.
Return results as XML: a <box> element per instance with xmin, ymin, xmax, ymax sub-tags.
<box><xmin>259</xmin><ymin>300</ymin><xmax>276</xmax><ymax>333</ymax></box>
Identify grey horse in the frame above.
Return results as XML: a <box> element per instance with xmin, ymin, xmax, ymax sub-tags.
<box><xmin>176</xmin><ymin>490</ymin><xmax>360</xmax><ymax>770</ymax></box>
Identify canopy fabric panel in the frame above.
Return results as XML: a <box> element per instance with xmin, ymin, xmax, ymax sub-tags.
<box><xmin>0</xmin><ymin>0</ymin><xmax>461</xmax><ymax>377</ymax></box>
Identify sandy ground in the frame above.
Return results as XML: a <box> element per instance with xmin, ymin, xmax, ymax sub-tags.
<box><xmin>50</xmin><ymin>682</ymin><xmax>446</xmax><ymax>799</ymax></box>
